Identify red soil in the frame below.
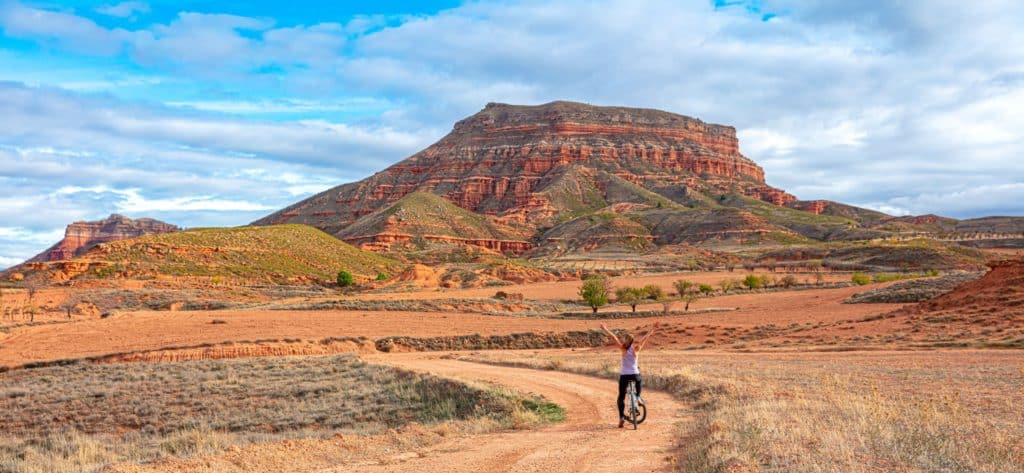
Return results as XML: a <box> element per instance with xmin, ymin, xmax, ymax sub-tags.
<box><xmin>0</xmin><ymin>284</ymin><xmax>898</xmax><ymax>367</ymax></box>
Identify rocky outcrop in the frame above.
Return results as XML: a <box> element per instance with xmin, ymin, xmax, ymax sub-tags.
<box><xmin>255</xmin><ymin>101</ymin><xmax>795</xmax><ymax>235</ymax></box>
<box><xmin>28</xmin><ymin>214</ymin><xmax>178</xmax><ymax>263</ymax></box>
<box><xmin>790</xmin><ymin>200</ymin><xmax>831</xmax><ymax>215</ymax></box>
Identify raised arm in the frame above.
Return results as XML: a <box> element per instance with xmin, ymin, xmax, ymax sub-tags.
<box><xmin>599</xmin><ymin>323</ymin><xmax>623</xmax><ymax>349</ymax></box>
<box><xmin>636</xmin><ymin>322</ymin><xmax>661</xmax><ymax>352</ymax></box>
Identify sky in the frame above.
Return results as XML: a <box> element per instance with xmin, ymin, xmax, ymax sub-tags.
<box><xmin>0</xmin><ymin>0</ymin><xmax>1022</xmax><ymax>268</ymax></box>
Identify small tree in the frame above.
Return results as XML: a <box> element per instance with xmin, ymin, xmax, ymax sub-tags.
<box><xmin>22</xmin><ymin>281</ymin><xmax>41</xmax><ymax>322</ymax></box>
<box><xmin>742</xmin><ymin>274</ymin><xmax>763</xmax><ymax>289</ymax></box>
<box><xmin>851</xmin><ymin>273</ymin><xmax>870</xmax><ymax>286</ymax></box>
<box><xmin>579</xmin><ymin>275</ymin><xmax>610</xmax><ymax>314</ymax></box>
<box><xmin>699</xmin><ymin>284</ymin><xmax>714</xmax><ymax>295</ymax></box>
<box><xmin>616</xmin><ymin>287</ymin><xmax>642</xmax><ymax>313</ymax></box>
<box><xmin>59</xmin><ymin>294</ymin><xmax>83</xmax><ymax>320</ymax></box>
<box><xmin>683</xmin><ymin>293</ymin><xmax>699</xmax><ymax>311</ymax></box>
<box><xmin>780</xmin><ymin>275</ymin><xmax>798</xmax><ymax>288</ymax></box>
<box><xmin>641</xmin><ymin>284</ymin><xmax>664</xmax><ymax>301</ymax></box>
<box><xmin>375</xmin><ymin>273</ymin><xmax>389</xmax><ymax>281</ymax></box>
<box><xmin>25</xmin><ymin>281</ymin><xmax>39</xmax><ymax>305</ymax></box>
<box><xmin>337</xmin><ymin>270</ymin><xmax>354</xmax><ymax>288</ymax></box>
<box><xmin>673</xmin><ymin>280</ymin><xmax>694</xmax><ymax>297</ymax></box>
<box><xmin>719</xmin><ymin>279</ymin><xmax>734</xmax><ymax>293</ymax></box>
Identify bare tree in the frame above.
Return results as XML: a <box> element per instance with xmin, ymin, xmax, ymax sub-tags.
<box><xmin>23</xmin><ymin>281</ymin><xmax>42</xmax><ymax>322</ymax></box>
<box><xmin>60</xmin><ymin>294</ymin><xmax>83</xmax><ymax>320</ymax></box>
<box><xmin>24</xmin><ymin>281</ymin><xmax>40</xmax><ymax>305</ymax></box>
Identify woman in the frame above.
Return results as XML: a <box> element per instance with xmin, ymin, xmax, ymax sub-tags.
<box><xmin>600</xmin><ymin>321</ymin><xmax>660</xmax><ymax>428</ymax></box>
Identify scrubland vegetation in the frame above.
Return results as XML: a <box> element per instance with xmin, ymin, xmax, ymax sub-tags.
<box><xmin>0</xmin><ymin>355</ymin><xmax>561</xmax><ymax>472</ymax></box>
<box><xmin>458</xmin><ymin>350</ymin><xmax>1024</xmax><ymax>473</ymax></box>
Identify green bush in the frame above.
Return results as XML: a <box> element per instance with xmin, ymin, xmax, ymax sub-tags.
<box><xmin>375</xmin><ymin>273</ymin><xmax>389</xmax><ymax>281</ymax></box>
<box><xmin>851</xmin><ymin>273</ymin><xmax>871</xmax><ymax>286</ymax></box>
<box><xmin>673</xmin><ymin>280</ymin><xmax>694</xmax><ymax>297</ymax></box>
<box><xmin>615</xmin><ymin>287</ymin><xmax>643</xmax><ymax>312</ymax></box>
<box><xmin>337</xmin><ymin>270</ymin><xmax>354</xmax><ymax>288</ymax></box>
<box><xmin>640</xmin><ymin>284</ymin><xmax>664</xmax><ymax>300</ymax></box>
<box><xmin>742</xmin><ymin>274</ymin><xmax>764</xmax><ymax>289</ymax></box>
<box><xmin>698</xmin><ymin>284</ymin><xmax>714</xmax><ymax>294</ymax></box>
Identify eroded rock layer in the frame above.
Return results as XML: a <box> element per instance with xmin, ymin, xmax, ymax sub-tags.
<box><xmin>29</xmin><ymin>214</ymin><xmax>179</xmax><ymax>263</ymax></box>
<box><xmin>255</xmin><ymin>101</ymin><xmax>795</xmax><ymax>238</ymax></box>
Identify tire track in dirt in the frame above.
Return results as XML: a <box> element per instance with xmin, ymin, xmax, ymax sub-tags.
<box><xmin>349</xmin><ymin>354</ymin><xmax>686</xmax><ymax>472</ymax></box>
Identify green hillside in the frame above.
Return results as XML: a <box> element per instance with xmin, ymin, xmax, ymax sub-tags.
<box><xmin>81</xmin><ymin>224</ymin><xmax>403</xmax><ymax>283</ymax></box>
<box><xmin>336</xmin><ymin>192</ymin><xmax>527</xmax><ymax>241</ymax></box>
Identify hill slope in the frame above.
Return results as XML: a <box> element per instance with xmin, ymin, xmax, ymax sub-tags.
<box><xmin>335</xmin><ymin>192</ymin><xmax>532</xmax><ymax>253</ymax></box>
<box><xmin>19</xmin><ymin>225</ymin><xmax>403</xmax><ymax>285</ymax></box>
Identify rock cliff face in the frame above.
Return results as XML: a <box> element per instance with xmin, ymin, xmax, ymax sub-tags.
<box><xmin>255</xmin><ymin>101</ymin><xmax>795</xmax><ymax>245</ymax></box>
<box><xmin>28</xmin><ymin>214</ymin><xmax>179</xmax><ymax>263</ymax></box>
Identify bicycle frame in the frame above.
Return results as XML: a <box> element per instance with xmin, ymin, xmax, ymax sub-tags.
<box><xmin>627</xmin><ymin>380</ymin><xmax>639</xmax><ymax>430</ymax></box>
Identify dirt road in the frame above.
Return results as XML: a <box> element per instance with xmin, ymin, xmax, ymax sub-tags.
<box><xmin>111</xmin><ymin>355</ymin><xmax>686</xmax><ymax>472</ymax></box>
<box><xmin>353</xmin><ymin>354</ymin><xmax>684</xmax><ymax>472</ymax></box>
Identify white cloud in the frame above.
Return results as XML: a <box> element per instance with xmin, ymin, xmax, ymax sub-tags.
<box><xmin>96</xmin><ymin>1</ymin><xmax>149</xmax><ymax>19</ymax></box>
<box><xmin>165</xmin><ymin>97</ymin><xmax>389</xmax><ymax>115</ymax></box>
<box><xmin>0</xmin><ymin>226</ymin><xmax>64</xmax><ymax>244</ymax></box>
<box><xmin>0</xmin><ymin>0</ymin><xmax>1023</xmax><ymax>265</ymax></box>
<box><xmin>0</xmin><ymin>3</ymin><xmax>131</xmax><ymax>54</ymax></box>
<box><xmin>0</xmin><ymin>82</ymin><xmax>432</xmax><ymax>170</ymax></box>
<box><xmin>56</xmin><ymin>186</ymin><xmax>275</xmax><ymax>213</ymax></box>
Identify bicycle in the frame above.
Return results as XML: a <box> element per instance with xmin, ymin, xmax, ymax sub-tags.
<box><xmin>625</xmin><ymin>379</ymin><xmax>647</xmax><ymax>430</ymax></box>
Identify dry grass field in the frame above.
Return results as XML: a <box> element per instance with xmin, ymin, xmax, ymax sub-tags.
<box><xmin>457</xmin><ymin>349</ymin><xmax>1024</xmax><ymax>472</ymax></box>
<box><xmin>0</xmin><ymin>355</ymin><xmax>562</xmax><ymax>473</ymax></box>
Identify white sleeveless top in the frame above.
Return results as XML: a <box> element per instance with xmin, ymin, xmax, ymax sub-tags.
<box><xmin>621</xmin><ymin>345</ymin><xmax>639</xmax><ymax>375</ymax></box>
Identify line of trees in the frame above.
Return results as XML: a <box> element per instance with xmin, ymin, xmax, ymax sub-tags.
<box><xmin>579</xmin><ymin>272</ymin><xmax>832</xmax><ymax>314</ymax></box>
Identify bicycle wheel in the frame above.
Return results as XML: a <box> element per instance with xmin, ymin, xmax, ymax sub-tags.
<box><xmin>636</xmin><ymin>399</ymin><xmax>647</xmax><ymax>424</ymax></box>
<box><xmin>629</xmin><ymin>381</ymin><xmax>639</xmax><ymax>430</ymax></box>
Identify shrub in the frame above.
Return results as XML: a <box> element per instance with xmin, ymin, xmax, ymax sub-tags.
<box><xmin>699</xmin><ymin>284</ymin><xmax>714</xmax><ymax>295</ymax></box>
<box><xmin>780</xmin><ymin>275</ymin><xmax>798</xmax><ymax>288</ymax></box>
<box><xmin>579</xmin><ymin>275</ymin><xmax>610</xmax><ymax>313</ymax></box>
<box><xmin>337</xmin><ymin>270</ymin><xmax>354</xmax><ymax>288</ymax></box>
<box><xmin>615</xmin><ymin>287</ymin><xmax>643</xmax><ymax>313</ymax></box>
<box><xmin>376</xmin><ymin>273</ymin><xmax>389</xmax><ymax>281</ymax></box>
<box><xmin>851</xmin><ymin>273</ymin><xmax>871</xmax><ymax>286</ymax></box>
<box><xmin>673</xmin><ymin>280</ymin><xmax>694</xmax><ymax>297</ymax></box>
<box><xmin>742</xmin><ymin>274</ymin><xmax>763</xmax><ymax>289</ymax></box>
<box><xmin>719</xmin><ymin>279</ymin><xmax>735</xmax><ymax>293</ymax></box>
<box><xmin>640</xmin><ymin>284</ymin><xmax>664</xmax><ymax>300</ymax></box>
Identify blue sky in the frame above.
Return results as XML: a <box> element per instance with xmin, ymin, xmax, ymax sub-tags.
<box><xmin>0</xmin><ymin>0</ymin><xmax>1022</xmax><ymax>267</ymax></box>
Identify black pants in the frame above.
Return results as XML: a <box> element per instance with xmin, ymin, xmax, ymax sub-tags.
<box><xmin>617</xmin><ymin>374</ymin><xmax>642</xmax><ymax>419</ymax></box>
